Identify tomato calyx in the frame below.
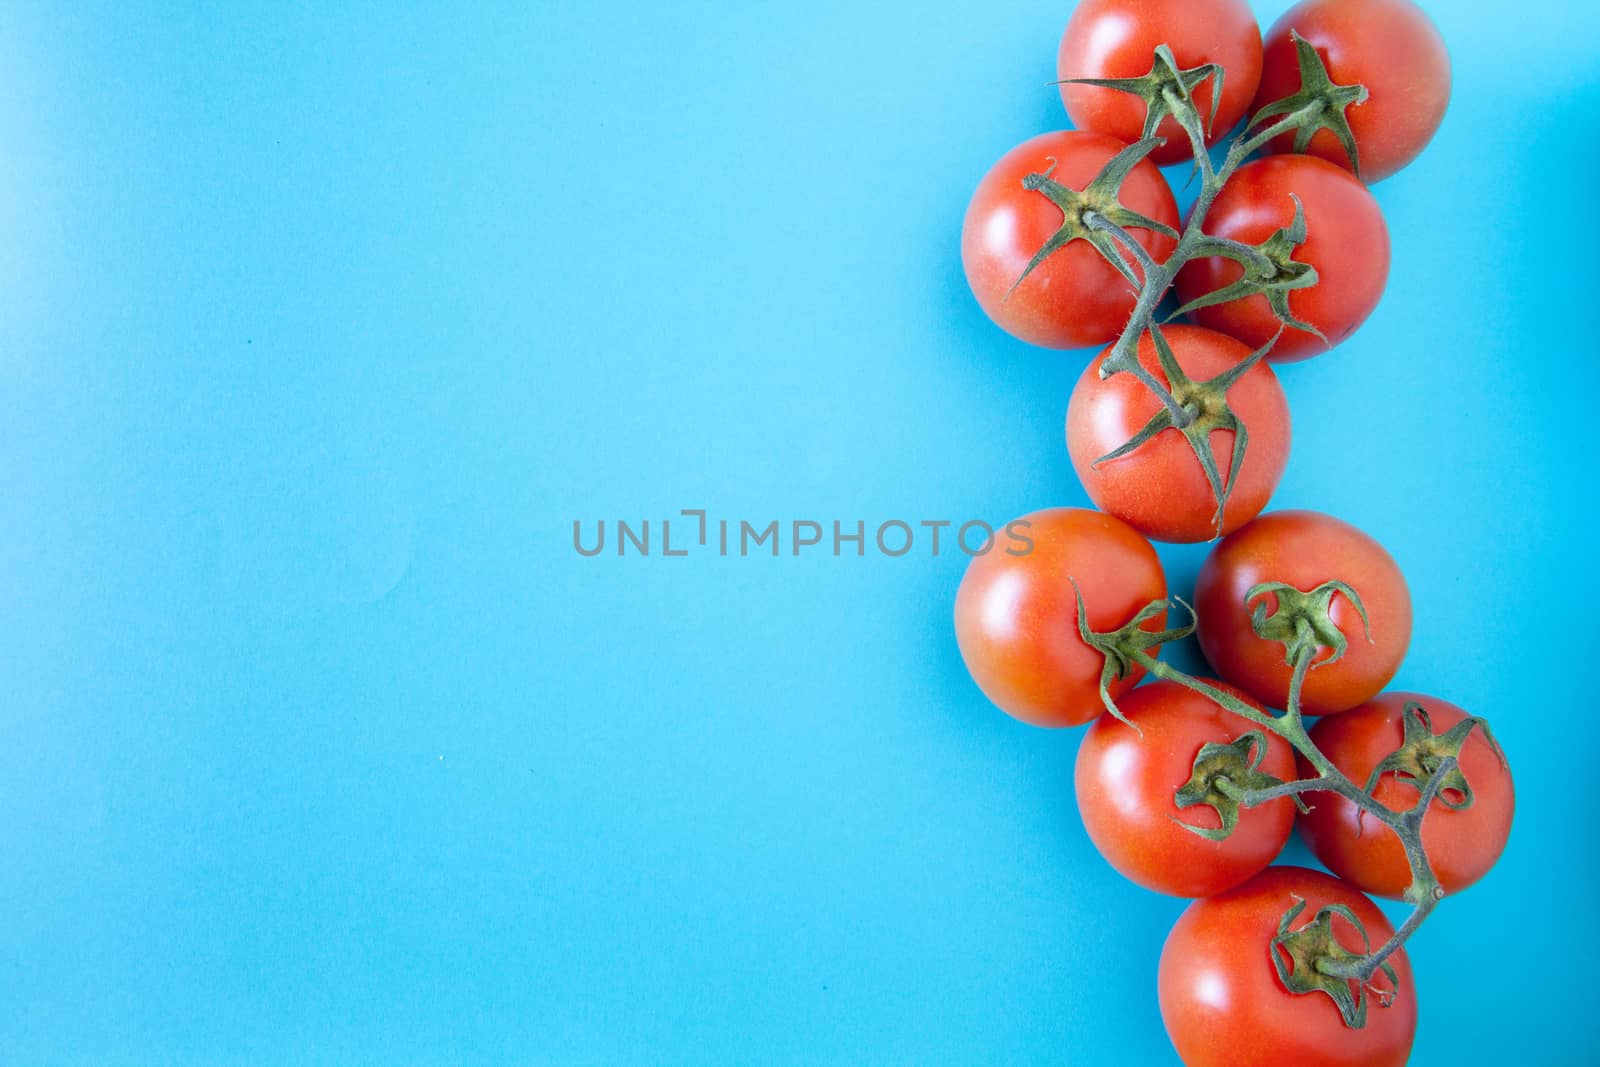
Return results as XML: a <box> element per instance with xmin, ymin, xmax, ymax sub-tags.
<box><xmin>1246</xmin><ymin>30</ymin><xmax>1369</xmax><ymax>179</ymax></box>
<box><xmin>1007</xmin><ymin>137</ymin><xmax>1180</xmax><ymax>298</ymax></box>
<box><xmin>1246</xmin><ymin>579</ymin><xmax>1371</xmax><ymax>672</ymax></box>
<box><xmin>1170</xmin><ymin>195</ymin><xmax>1324</xmax><ymax>340</ymax></box>
<box><xmin>1055</xmin><ymin>43</ymin><xmax>1224</xmax><ymax>155</ymax></box>
<box><xmin>1362</xmin><ymin>702</ymin><xmax>1504</xmax><ymax>815</ymax></box>
<box><xmin>1171</xmin><ymin>730</ymin><xmax>1293</xmax><ymax>841</ymax></box>
<box><xmin>1270</xmin><ymin>895</ymin><xmax>1399</xmax><ymax>1030</ymax></box>
<box><xmin>1071</xmin><ymin>581</ymin><xmax>1193</xmax><ymax>730</ymax></box>
<box><xmin>1094</xmin><ymin>323</ymin><xmax>1278</xmax><ymax>539</ymax></box>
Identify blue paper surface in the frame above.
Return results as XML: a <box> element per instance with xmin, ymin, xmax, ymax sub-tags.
<box><xmin>4</xmin><ymin>2</ymin><xmax>1596</xmax><ymax>1062</ymax></box>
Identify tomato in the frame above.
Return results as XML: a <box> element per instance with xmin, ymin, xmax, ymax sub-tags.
<box><xmin>954</xmin><ymin>508</ymin><xmax>1166</xmax><ymax>728</ymax></box>
<box><xmin>1299</xmin><ymin>692</ymin><xmax>1514</xmax><ymax>899</ymax></box>
<box><xmin>1159</xmin><ymin>866</ymin><xmax>1416</xmax><ymax>1067</ymax></box>
<box><xmin>1057</xmin><ymin>0</ymin><xmax>1263</xmax><ymax>166</ymax></box>
<box><xmin>962</xmin><ymin>131</ymin><xmax>1179</xmax><ymax>350</ymax></box>
<box><xmin>1195</xmin><ymin>511</ymin><xmax>1411</xmax><ymax>716</ymax></box>
<box><xmin>1066</xmin><ymin>325</ymin><xmax>1290</xmax><ymax>543</ymax></box>
<box><xmin>1075</xmin><ymin>679</ymin><xmax>1295</xmax><ymax>897</ymax></box>
<box><xmin>1255</xmin><ymin>0</ymin><xmax>1451</xmax><ymax>183</ymax></box>
<box><xmin>1174</xmin><ymin>155</ymin><xmax>1389</xmax><ymax>362</ymax></box>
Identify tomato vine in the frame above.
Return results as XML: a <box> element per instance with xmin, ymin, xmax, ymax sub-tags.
<box><xmin>1082</xmin><ymin>40</ymin><xmax>1358</xmax><ymax>509</ymax></box>
<box><xmin>1064</xmin><ymin>37</ymin><xmax>1490</xmax><ymax>1003</ymax></box>
<box><xmin>1082</xmin><ymin>582</ymin><xmax>1496</xmax><ymax>1025</ymax></box>
<box><xmin>1062</xmin><ymin>35</ymin><xmax>1496</xmax><ymax>991</ymax></box>
<box><xmin>955</xmin><ymin>5</ymin><xmax>1499</xmax><ymax>1059</ymax></box>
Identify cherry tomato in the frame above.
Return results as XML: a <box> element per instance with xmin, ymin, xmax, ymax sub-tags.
<box><xmin>1066</xmin><ymin>325</ymin><xmax>1290</xmax><ymax>543</ymax></box>
<box><xmin>1075</xmin><ymin>679</ymin><xmax>1294</xmax><ymax>897</ymax></box>
<box><xmin>1174</xmin><ymin>155</ymin><xmax>1389</xmax><ymax>362</ymax></box>
<box><xmin>1195</xmin><ymin>511</ymin><xmax>1411</xmax><ymax>716</ymax></box>
<box><xmin>1057</xmin><ymin>0</ymin><xmax>1263</xmax><ymax>166</ymax></box>
<box><xmin>955</xmin><ymin>508</ymin><xmax>1166</xmax><ymax>728</ymax></box>
<box><xmin>1159</xmin><ymin>866</ymin><xmax>1416</xmax><ymax>1067</ymax></box>
<box><xmin>1299</xmin><ymin>692</ymin><xmax>1514</xmax><ymax>899</ymax></box>
<box><xmin>1255</xmin><ymin>0</ymin><xmax>1451</xmax><ymax>183</ymax></box>
<box><xmin>962</xmin><ymin>131</ymin><xmax>1179</xmax><ymax>350</ymax></box>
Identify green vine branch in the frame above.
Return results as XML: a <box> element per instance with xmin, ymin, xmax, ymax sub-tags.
<box><xmin>1035</xmin><ymin>37</ymin><xmax>1478</xmax><ymax>1030</ymax></box>
<box><xmin>1076</xmin><ymin>582</ymin><xmax>1497</xmax><ymax>1030</ymax></box>
<box><xmin>1024</xmin><ymin>39</ymin><xmax>1369</xmax><ymax>536</ymax></box>
<box><xmin>1091</xmin><ymin>95</ymin><xmax>1327</xmax><ymax>404</ymax></box>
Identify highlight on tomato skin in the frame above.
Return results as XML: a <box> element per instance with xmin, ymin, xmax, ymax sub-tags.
<box><xmin>960</xmin><ymin>130</ymin><xmax>1179</xmax><ymax>351</ymax></box>
<box><xmin>1174</xmin><ymin>155</ymin><xmax>1390</xmax><ymax>362</ymax></box>
<box><xmin>1158</xmin><ymin>866</ymin><xmax>1417</xmax><ymax>1067</ymax></box>
<box><xmin>1194</xmin><ymin>510</ymin><xmax>1412</xmax><ymax>717</ymax></box>
<box><xmin>1056</xmin><ymin>0</ymin><xmax>1264</xmax><ymax>166</ymax></box>
<box><xmin>1066</xmin><ymin>325</ymin><xmax>1291</xmax><ymax>544</ymax></box>
<box><xmin>1074</xmin><ymin>679</ymin><xmax>1295</xmax><ymax>897</ymax></box>
<box><xmin>1254</xmin><ymin>0</ymin><xmax>1452</xmax><ymax>183</ymax></box>
<box><xmin>953</xmin><ymin>507</ymin><xmax>1166</xmax><ymax>728</ymax></box>
<box><xmin>1298</xmin><ymin>692</ymin><xmax>1515</xmax><ymax>900</ymax></box>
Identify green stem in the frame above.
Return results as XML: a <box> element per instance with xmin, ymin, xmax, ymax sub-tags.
<box><xmin>1330</xmin><ymin>896</ymin><xmax>1435</xmax><ymax>984</ymax></box>
<box><xmin>1134</xmin><ymin>653</ymin><xmax>1280</xmax><ymax>732</ymax></box>
<box><xmin>1213</xmin><ymin>775</ymin><xmax>1323</xmax><ymax>805</ymax></box>
<box><xmin>1134</xmin><ymin>642</ymin><xmax>1450</xmax><ymax>989</ymax></box>
<box><xmin>1335</xmin><ymin>756</ymin><xmax>1455</xmax><ymax>981</ymax></box>
<box><xmin>1133</xmin><ymin>648</ymin><xmax>1399</xmax><ymax>831</ymax></box>
<box><xmin>1284</xmin><ymin>632</ymin><xmax>1313</xmax><ymax>718</ymax></box>
<box><xmin>1096</xmin><ymin>100</ymin><xmax>1327</xmax><ymax>413</ymax></box>
<box><xmin>1084</xmin><ymin>210</ymin><xmax>1157</xmax><ymax>275</ymax></box>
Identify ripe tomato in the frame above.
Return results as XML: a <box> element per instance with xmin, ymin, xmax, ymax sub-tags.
<box><xmin>1057</xmin><ymin>0</ymin><xmax>1263</xmax><ymax>166</ymax></box>
<box><xmin>1075</xmin><ymin>679</ymin><xmax>1295</xmax><ymax>897</ymax></box>
<box><xmin>1195</xmin><ymin>511</ymin><xmax>1411</xmax><ymax>716</ymax></box>
<box><xmin>1255</xmin><ymin>0</ymin><xmax>1451</xmax><ymax>183</ymax></box>
<box><xmin>954</xmin><ymin>508</ymin><xmax>1165</xmax><ymax>728</ymax></box>
<box><xmin>1160</xmin><ymin>866</ymin><xmax>1416</xmax><ymax>1067</ymax></box>
<box><xmin>962</xmin><ymin>131</ymin><xmax>1179</xmax><ymax>350</ymax></box>
<box><xmin>1299</xmin><ymin>693</ymin><xmax>1514</xmax><ymax>899</ymax></box>
<box><xmin>1174</xmin><ymin>155</ymin><xmax>1389</xmax><ymax>361</ymax></box>
<box><xmin>1066</xmin><ymin>325</ymin><xmax>1290</xmax><ymax>543</ymax></box>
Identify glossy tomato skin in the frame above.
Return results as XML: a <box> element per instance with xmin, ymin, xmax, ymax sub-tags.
<box><xmin>1195</xmin><ymin>511</ymin><xmax>1411</xmax><ymax>716</ymax></box>
<box><xmin>962</xmin><ymin>131</ymin><xmax>1179</xmax><ymax>350</ymax></box>
<box><xmin>1299</xmin><ymin>693</ymin><xmax>1514</xmax><ymax>899</ymax></box>
<box><xmin>1066</xmin><ymin>325</ymin><xmax>1290</xmax><ymax>543</ymax></box>
<box><xmin>1159</xmin><ymin>866</ymin><xmax>1416</xmax><ymax>1067</ymax></box>
<box><xmin>1255</xmin><ymin>0</ymin><xmax>1451</xmax><ymax>183</ymax></box>
<box><xmin>1057</xmin><ymin>0</ymin><xmax>1263</xmax><ymax>166</ymax></box>
<box><xmin>1175</xmin><ymin>155</ymin><xmax>1389</xmax><ymax>362</ymax></box>
<box><xmin>1075</xmin><ymin>679</ymin><xmax>1295</xmax><ymax>897</ymax></box>
<box><xmin>955</xmin><ymin>508</ymin><xmax>1166</xmax><ymax>728</ymax></box>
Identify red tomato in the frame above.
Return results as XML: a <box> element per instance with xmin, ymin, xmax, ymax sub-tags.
<box><xmin>962</xmin><ymin>131</ymin><xmax>1179</xmax><ymax>350</ymax></box>
<box><xmin>1195</xmin><ymin>511</ymin><xmax>1411</xmax><ymax>716</ymax></box>
<box><xmin>1299</xmin><ymin>692</ymin><xmax>1514</xmax><ymax>899</ymax></box>
<box><xmin>1175</xmin><ymin>155</ymin><xmax>1389</xmax><ymax>361</ymax></box>
<box><xmin>1255</xmin><ymin>0</ymin><xmax>1451</xmax><ymax>183</ymax></box>
<box><xmin>1075</xmin><ymin>679</ymin><xmax>1295</xmax><ymax>897</ymax></box>
<box><xmin>955</xmin><ymin>508</ymin><xmax>1166</xmax><ymax>728</ymax></box>
<box><xmin>1057</xmin><ymin>0</ymin><xmax>1264</xmax><ymax>166</ymax></box>
<box><xmin>1066</xmin><ymin>325</ymin><xmax>1290</xmax><ymax>543</ymax></box>
<box><xmin>1160</xmin><ymin>866</ymin><xmax>1416</xmax><ymax>1067</ymax></box>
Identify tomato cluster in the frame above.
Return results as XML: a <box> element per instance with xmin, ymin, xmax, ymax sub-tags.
<box><xmin>952</xmin><ymin>3</ymin><xmax>1510</xmax><ymax>1065</ymax></box>
<box><xmin>964</xmin><ymin>0</ymin><xmax>1451</xmax><ymax>545</ymax></box>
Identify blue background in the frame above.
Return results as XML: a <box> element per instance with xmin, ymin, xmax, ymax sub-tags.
<box><xmin>5</xmin><ymin>1</ymin><xmax>1596</xmax><ymax>1063</ymax></box>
